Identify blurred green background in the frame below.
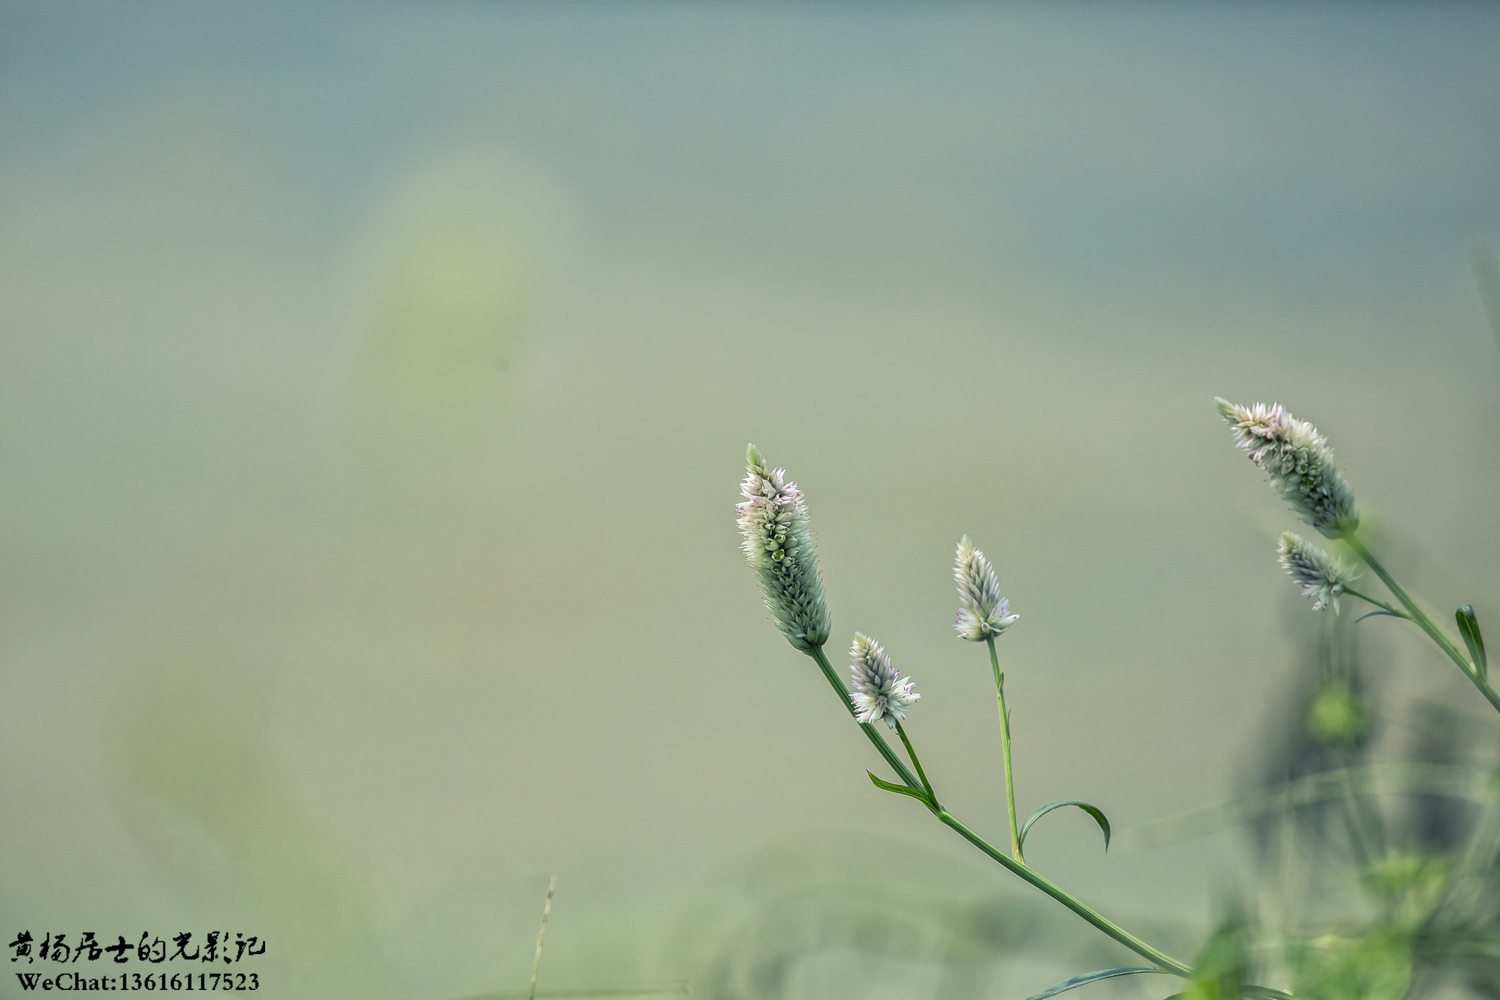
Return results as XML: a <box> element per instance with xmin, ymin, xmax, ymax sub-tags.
<box><xmin>2</xmin><ymin>3</ymin><xmax>1498</xmax><ymax>998</ymax></box>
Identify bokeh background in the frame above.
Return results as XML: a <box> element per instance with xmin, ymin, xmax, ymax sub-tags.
<box><xmin>2</xmin><ymin>3</ymin><xmax>1498</xmax><ymax>998</ymax></box>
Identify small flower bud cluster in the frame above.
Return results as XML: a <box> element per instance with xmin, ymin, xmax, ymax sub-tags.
<box><xmin>1278</xmin><ymin>532</ymin><xmax>1360</xmax><ymax>613</ymax></box>
<box><xmin>1215</xmin><ymin>398</ymin><xmax>1359</xmax><ymax>538</ymax></box>
<box><xmin>737</xmin><ymin>445</ymin><xmax>831</xmax><ymax>653</ymax></box>
<box><xmin>848</xmin><ymin>633</ymin><xmax>919</xmax><ymax>728</ymax></box>
<box><xmin>1305</xmin><ymin>680</ymin><xmax>1370</xmax><ymax>747</ymax></box>
<box><xmin>954</xmin><ymin>536</ymin><xmax>1018</xmax><ymax>641</ymax></box>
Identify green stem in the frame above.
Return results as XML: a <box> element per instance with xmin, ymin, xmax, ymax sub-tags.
<box><xmin>809</xmin><ymin>646</ymin><xmax>924</xmax><ymax>791</ymax></box>
<box><xmin>1343</xmin><ymin>587</ymin><xmax>1410</xmax><ymax>620</ymax></box>
<box><xmin>935</xmin><ymin>810</ymin><xmax>1193</xmax><ymax>977</ymax></box>
<box><xmin>894</xmin><ymin>721</ymin><xmax>935</xmax><ymax>801</ymax></box>
<box><xmin>1344</xmin><ymin>533</ymin><xmax>1500</xmax><ymax>715</ymax></box>
<box><xmin>987</xmin><ymin>637</ymin><xmax>1024</xmax><ymax>862</ymax></box>
<box><xmin>817</xmin><ymin>644</ymin><xmax>1187</xmax><ymax>976</ymax></box>
<box><xmin>811</xmin><ymin>648</ymin><xmax>1305</xmax><ymax>990</ymax></box>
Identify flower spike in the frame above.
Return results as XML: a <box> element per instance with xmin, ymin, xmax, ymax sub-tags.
<box><xmin>737</xmin><ymin>445</ymin><xmax>831</xmax><ymax>653</ymax></box>
<box><xmin>848</xmin><ymin>633</ymin><xmax>919</xmax><ymax>728</ymax></box>
<box><xmin>1278</xmin><ymin>532</ymin><xmax>1360</xmax><ymax>613</ymax></box>
<box><xmin>1216</xmin><ymin>398</ymin><xmax>1359</xmax><ymax>538</ymax></box>
<box><xmin>954</xmin><ymin>535</ymin><xmax>1018</xmax><ymax>641</ymax></box>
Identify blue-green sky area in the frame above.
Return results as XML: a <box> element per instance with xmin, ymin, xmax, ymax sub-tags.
<box><xmin>2</xmin><ymin>4</ymin><xmax>1498</xmax><ymax>999</ymax></box>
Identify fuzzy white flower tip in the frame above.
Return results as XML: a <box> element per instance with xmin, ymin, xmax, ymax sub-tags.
<box><xmin>1215</xmin><ymin>398</ymin><xmax>1360</xmax><ymax>538</ymax></box>
<box><xmin>848</xmin><ymin>632</ymin><xmax>919</xmax><ymax>728</ymax></box>
<box><xmin>737</xmin><ymin>444</ymin><xmax>831</xmax><ymax>653</ymax></box>
<box><xmin>1277</xmin><ymin>532</ymin><xmax>1360</xmax><ymax>613</ymax></box>
<box><xmin>953</xmin><ymin>535</ymin><xmax>1017</xmax><ymax>641</ymax></box>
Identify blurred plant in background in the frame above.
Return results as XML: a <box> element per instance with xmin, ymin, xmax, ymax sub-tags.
<box><xmin>1236</xmin><ymin>615</ymin><xmax>1500</xmax><ymax>1000</ymax></box>
<box><xmin>730</xmin><ymin>365</ymin><xmax>1500</xmax><ymax>999</ymax></box>
<box><xmin>352</xmin><ymin>150</ymin><xmax>555</xmax><ymax>486</ymax></box>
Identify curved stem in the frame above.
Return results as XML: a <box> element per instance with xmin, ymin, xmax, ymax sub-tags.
<box><xmin>935</xmin><ymin>810</ymin><xmax>1193</xmax><ymax>977</ymax></box>
<box><xmin>1344</xmin><ymin>533</ymin><xmax>1500</xmax><ymax>715</ymax></box>
<box><xmin>987</xmin><ymin>637</ymin><xmax>1024</xmax><ymax>861</ymax></box>
<box><xmin>894</xmin><ymin>721</ymin><xmax>934</xmax><ymax>801</ymax></box>
<box><xmin>809</xmin><ymin>646</ymin><xmax>924</xmax><ymax>791</ymax></box>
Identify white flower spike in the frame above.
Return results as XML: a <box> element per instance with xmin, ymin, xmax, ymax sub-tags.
<box><xmin>1216</xmin><ymin>398</ymin><xmax>1360</xmax><ymax>538</ymax></box>
<box><xmin>1278</xmin><ymin>532</ymin><xmax>1360</xmax><ymax>613</ymax></box>
<box><xmin>848</xmin><ymin>633</ymin><xmax>919</xmax><ymax>729</ymax></box>
<box><xmin>737</xmin><ymin>445</ymin><xmax>831</xmax><ymax>653</ymax></box>
<box><xmin>954</xmin><ymin>535</ymin><xmax>1018</xmax><ymax>641</ymax></box>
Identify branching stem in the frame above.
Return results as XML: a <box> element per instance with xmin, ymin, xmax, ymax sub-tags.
<box><xmin>821</xmin><ymin>640</ymin><xmax>1192</xmax><ymax>978</ymax></box>
<box><xmin>1343</xmin><ymin>587</ymin><xmax>1409</xmax><ymax>620</ymax></box>
<box><xmin>1345</xmin><ymin>533</ymin><xmax>1500</xmax><ymax>714</ymax></box>
<box><xmin>809</xmin><ymin>646</ymin><xmax>924</xmax><ymax>791</ymax></box>
<box><xmin>894</xmin><ymin>721</ymin><xmax>934</xmax><ymax>801</ymax></box>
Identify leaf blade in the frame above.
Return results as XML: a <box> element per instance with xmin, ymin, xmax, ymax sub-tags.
<box><xmin>1019</xmin><ymin>799</ymin><xmax>1112</xmax><ymax>852</ymax></box>
<box><xmin>1020</xmin><ymin>968</ymin><xmax>1162</xmax><ymax>1000</ymax></box>
<box><xmin>866</xmin><ymin>771</ymin><xmax>929</xmax><ymax>803</ymax></box>
<box><xmin>1457</xmin><ymin>604</ymin><xmax>1487</xmax><ymax>680</ymax></box>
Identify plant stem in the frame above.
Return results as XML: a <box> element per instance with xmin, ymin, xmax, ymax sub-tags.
<box><xmin>810</xmin><ymin>646</ymin><xmax>924</xmax><ymax>791</ymax></box>
<box><xmin>818</xmin><ymin>643</ymin><xmax>1203</xmax><ymax>983</ymax></box>
<box><xmin>894</xmin><ymin>721</ymin><xmax>934</xmax><ymax>801</ymax></box>
<box><xmin>987</xmin><ymin>637</ymin><xmax>1024</xmax><ymax>862</ymax></box>
<box><xmin>1343</xmin><ymin>587</ymin><xmax>1410</xmax><ymax>619</ymax></box>
<box><xmin>1344</xmin><ymin>533</ymin><xmax>1500</xmax><ymax>714</ymax></box>
<box><xmin>935</xmin><ymin>810</ymin><xmax>1193</xmax><ymax>977</ymax></box>
<box><xmin>527</xmin><ymin>876</ymin><xmax>555</xmax><ymax>1000</ymax></box>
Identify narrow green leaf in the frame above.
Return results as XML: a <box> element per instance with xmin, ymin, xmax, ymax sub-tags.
<box><xmin>1242</xmin><ymin>988</ymin><xmax>1297</xmax><ymax>1000</ymax></box>
<box><xmin>1019</xmin><ymin>799</ymin><xmax>1112</xmax><ymax>852</ymax></box>
<box><xmin>1356</xmin><ymin>610</ymin><xmax>1406</xmax><ymax>624</ymax></box>
<box><xmin>1020</xmin><ymin>968</ymin><xmax>1161</xmax><ymax>1000</ymax></box>
<box><xmin>866</xmin><ymin>771</ymin><xmax>929</xmax><ymax>803</ymax></box>
<box><xmin>1457</xmin><ymin>605</ymin><xmax>1487</xmax><ymax>680</ymax></box>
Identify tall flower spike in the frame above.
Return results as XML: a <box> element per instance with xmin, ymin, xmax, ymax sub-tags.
<box><xmin>1216</xmin><ymin>398</ymin><xmax>1359</xmax><ymax>538</ymax></box>
<box><xmin>1278</xmin><ymin>532</ymin><xmax>1360</xmax><ymax>613</ymax></box>
<box><xmin>849</xmin><ymin>633</ymin><xmax>919</xmax><ymax>728</ymax></box>
<box><xmin>737</xmin><ymin>444</ymin><xmax>831</xmax><ymax>653</ymax></box>
<box><xmin>954</xmin><ymin>535</ymin><xmax>1018</xmax><ymax>641</ymax></box>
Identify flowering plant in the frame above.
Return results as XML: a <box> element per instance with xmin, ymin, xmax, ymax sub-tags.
<box><xmin>734</xmin><ymin>398</ymin><xmax>1497</xmax><ymax>999</ymax></box>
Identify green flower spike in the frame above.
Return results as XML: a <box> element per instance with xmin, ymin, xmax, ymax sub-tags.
<box><xmin>1217</xmin><ymin>398</ymin><xmax>1360</xmax><ymax>538</ymax></box>
<box><xmin>737</xmin><ymin>445</ymin><xmax>831</xmax><ymax>654</ymax></box>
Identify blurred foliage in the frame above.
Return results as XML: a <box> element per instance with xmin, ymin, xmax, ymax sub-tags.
<box><xmin>1303</xmin><ymin>682</ymin><xmax>1369</xmax><ymax>749</ymax></box>
<box><xmin>103</xmin><ymin>643</ymin><xmax>397</xmax><ymax>1000</ymax></box>
<box><xmin>1242</xmin><ymin>596</ymin><xmax>1500</xmax><ymax>1000</ymax></box>
<box><xmin>1182</xmin><ymin>913</ymin><xmax>1250</xmax><ymax>1000</ymax></box>
<box><xmin>352</xmin><ymin>151</ymin><xmax>551</xmax><ymax>483</ymax></box>
<box><xmin>1283</xmin><ymin>931</ymin><xmax>1411</xmax><ymax>1000</ymax></box>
